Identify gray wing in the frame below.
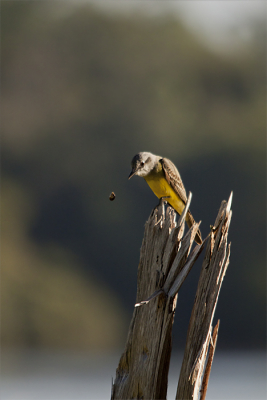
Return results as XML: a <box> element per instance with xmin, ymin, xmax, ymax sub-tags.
<box><xmin>160</xmin><ymin>158</ymin><xmax>188</xmax><ymax>204</ymax></box>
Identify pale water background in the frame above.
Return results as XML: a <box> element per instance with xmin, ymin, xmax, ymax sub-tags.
<box><xmin>1</xmin><ymin>350</ymin><xmax>266</xmax><ymax>400</ymax></box>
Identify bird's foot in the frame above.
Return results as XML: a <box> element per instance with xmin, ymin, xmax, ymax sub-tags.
<box><xmin>158</xmin><ymin>196</ymin><xmax>170</xmax><ymax>205</ymax></box>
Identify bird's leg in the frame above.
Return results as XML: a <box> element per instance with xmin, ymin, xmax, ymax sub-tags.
<box><xmin>158</xmin><ymin>195</ymin><xmax>171</xmax><ymax>205</ymax></box>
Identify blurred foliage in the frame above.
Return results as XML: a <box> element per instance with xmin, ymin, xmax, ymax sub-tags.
<box><xmin>1</xmin><ymin>178</ymin><xmax>126</xmax><ymax>349</ymax></box>
<box><xmin>1</xmin><ymin>2</ymin><xmax>266</xmax><ymax>350</ymax></box>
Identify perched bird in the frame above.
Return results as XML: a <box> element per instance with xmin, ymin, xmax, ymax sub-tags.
<box><xmin>128</xmin><ymin>152</ymin><xmax>202</xmax><ymax>244</ymax></box>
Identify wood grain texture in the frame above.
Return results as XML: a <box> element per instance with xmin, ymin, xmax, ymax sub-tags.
<box><xmin>111</xmin><ymin>194</ymin><xmax>203</xmax><ymax>400</ymax></box>
<box><xmin>176</xmin><ymin>193</ymin><xmax>232</xmax><ymax>400</ymax></box>
<box><xmin>111</xmin><ymin>192</ymin><xmax>232</xmax><ymax>400</ymax></box>
<box><xmin>200</xmin><ymin>319</ymin><xmax>220</xmax><ymax>400</ymax></box>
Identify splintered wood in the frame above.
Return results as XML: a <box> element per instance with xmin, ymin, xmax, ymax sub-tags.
<box><xmin>111</xmin><ymin>193</ymin><xmax>232</xmax><ymax>400</ymax></box>
<box><xmin>176</xmin><ymin>193</ymin><xmax>232</xmax><ymax>400</ymax></box>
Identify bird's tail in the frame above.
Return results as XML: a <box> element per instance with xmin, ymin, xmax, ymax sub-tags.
<box><xmin>185</xmin><ymin>209</ymin><xmax>202</xmax><ymax>245</ymax></box>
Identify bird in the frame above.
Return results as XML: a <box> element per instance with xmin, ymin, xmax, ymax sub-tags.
<box><xmin>128</xmin><ymin>152</ymin><xmax>202</xmax><ymax>244</ymax></box>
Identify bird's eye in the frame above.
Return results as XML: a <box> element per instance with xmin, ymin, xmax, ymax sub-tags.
<box><xmin>141</xmin><ymin>161</ymin><xmax>145</xmax><ymax>166</ymax></box>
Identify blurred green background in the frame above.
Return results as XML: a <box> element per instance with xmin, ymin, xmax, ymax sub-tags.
<box><xmin>1</xmin><ymin>1</ymin><xmax>266</xmax><ymax>356</ymax></box>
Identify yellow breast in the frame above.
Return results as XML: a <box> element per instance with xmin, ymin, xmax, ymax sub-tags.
<box><xmin>144</xmin><ymin>170</ymin><xmax>185</xmax><ymax>215</ymax></box>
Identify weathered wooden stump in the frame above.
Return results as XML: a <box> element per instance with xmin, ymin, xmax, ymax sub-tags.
<box><xmin>111</xmin><ymin>193</ymin><xmax>232</xmax><ymax>400</ymax></box>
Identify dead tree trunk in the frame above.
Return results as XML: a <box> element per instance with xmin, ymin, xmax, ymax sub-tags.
<box><xmin>176</xmin><ymin>194</ymin><xmax>232</xmax><ymax>400</ymax></box>
<box><xmin>111</xmin><ymin>193</ymin><xmax>232</xmax><ymax>400</ymax></box>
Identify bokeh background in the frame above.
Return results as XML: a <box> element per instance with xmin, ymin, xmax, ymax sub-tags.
<box><xmin>1</xmin><ymin>1</ymin><xmax>266</xmax><ymax>399</ymax></box>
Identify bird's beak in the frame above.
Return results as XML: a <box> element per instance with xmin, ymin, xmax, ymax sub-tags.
<box><xmin>128</xmin><ymin>169</ymin><xmax>137</xmax><ymax>180</ymax></box>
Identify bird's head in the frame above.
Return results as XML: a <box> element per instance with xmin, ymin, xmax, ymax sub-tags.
<box><xmin>128</xmin><ymin>152</ymin><xmax>158</xmax><ymax>179</ymax></box>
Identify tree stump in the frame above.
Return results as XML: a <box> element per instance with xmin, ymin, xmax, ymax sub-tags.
<box><xmin>111</xmin><ymin>193</ymin><xmax>232</xmax><ymax>400</ymax></box>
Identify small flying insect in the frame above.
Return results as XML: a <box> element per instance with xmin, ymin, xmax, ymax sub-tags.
<box><xmin>109</xmin><ymin>192</ymin><xmax>116</xmax><ymax>201</ymax></box>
